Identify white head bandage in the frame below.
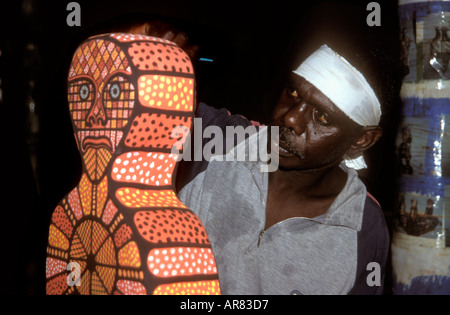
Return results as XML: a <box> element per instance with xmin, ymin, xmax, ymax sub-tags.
<box><xmin>293</xmin><ymin>44</ymin><xmax>382</xmax><ymax>169</ymax></box>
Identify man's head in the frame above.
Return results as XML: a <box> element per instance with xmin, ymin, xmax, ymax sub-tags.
<box><xmin>267</xmin><ymin>1</ymin><xmax>403</xmax><ymax>173</ymax></box>
<box><xmin>270</xmin><ymin>45</ymin><xmax>382</xmax><ymax>171</ymax></box>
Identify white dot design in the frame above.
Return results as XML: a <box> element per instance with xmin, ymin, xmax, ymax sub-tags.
<box><xmin>147</xmin><ymin>247</ymin><xmax>217</xmax><ymax>278</ymax></box>
<box><xmin>112</xmin><ymin>151</ymin><xmax>178</xmax><ymax>185</ymax></box>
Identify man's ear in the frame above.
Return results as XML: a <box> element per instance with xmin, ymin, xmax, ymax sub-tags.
<box><xmin>346</xmin><ymin>126</ymin><xmax>382</xmax><ymax>158</ymax></box>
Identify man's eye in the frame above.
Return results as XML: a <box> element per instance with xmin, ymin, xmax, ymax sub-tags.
<box><xmin>287</xmin><ymin>87</ymin><xmax>299</xmax><ymax>99</ymax></box>
<box><xmin>313</xmin><ymin>109</ymin><xmax>329</xmax><ymax>125</ymax></box>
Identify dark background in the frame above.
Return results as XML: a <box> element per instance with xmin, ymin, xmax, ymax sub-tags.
<box><xmin>0</xmin><ymin>0</ymin><xmax>402</xmax><ymax>295</ymax></box>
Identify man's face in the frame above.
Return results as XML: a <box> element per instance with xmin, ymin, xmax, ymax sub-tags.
<box><xmin>270</xmin><ymin>73</ymin><xmax>362</xmax><ymax>171</ymax></box>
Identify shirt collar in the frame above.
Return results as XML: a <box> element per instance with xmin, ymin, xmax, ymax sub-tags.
<box><xmin>322</xmin><ymin>164</ymin><xmax>366</xmax><ymax>231</ymax></box>
<box><xmin>222</xmin><ymin>129</ymin><xmax>366</xmax><ymax>231</ymax></box>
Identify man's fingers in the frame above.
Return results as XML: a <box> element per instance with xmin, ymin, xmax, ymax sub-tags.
<box><xmin>123</xmin><ymin>21</ymin><xmax>200</xmax><ymax>61</ymax></box>
<box><xmin>173</xmin><ymin>32</ymin><xmax>189</xmax><ymax>48</ymax></box>
<box><xmin>162</xmin><ymin>30</ymin><xmax>176</xmax><ymax>41</ymax></box>
<box><xmin>184</xmin><ymin>45</ymin><xmax>200</xmax><ymax>61</ymax></box>
<box><xmin>125</xmin><ymin>22</ymin><xmax>150</xmax><ymax>35</ymax></box>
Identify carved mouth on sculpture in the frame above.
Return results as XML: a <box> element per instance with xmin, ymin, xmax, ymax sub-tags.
<box><xmin>82</xmin><ymin>136</ymin><xmax>113</xmax><ymax>151</ymax></box>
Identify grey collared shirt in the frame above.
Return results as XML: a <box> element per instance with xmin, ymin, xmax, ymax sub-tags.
<box><xmin>178</xmin><ymin>118</ymin><xmax>389</xmax><ymax>295</ymax></box>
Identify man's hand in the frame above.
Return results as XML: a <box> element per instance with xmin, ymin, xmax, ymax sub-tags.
<box><xmin>125</xmin><ymin>21</ymin><xmax>200</xmax><ymax>62</ymax></box>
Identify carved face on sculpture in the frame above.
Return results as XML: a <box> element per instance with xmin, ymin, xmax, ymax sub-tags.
<box><xmin>68</xmin><ymin>34</ymin><xmax>195</xmax><ymax>182</ymax></box>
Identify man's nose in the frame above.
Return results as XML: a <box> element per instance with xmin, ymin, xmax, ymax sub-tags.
<box><xmin>86</xmin><ymin>92</ymin><xmax>107</xmax><ymax>128</ymax></box>
<box><xmin>282</xmin><ymin>103</ymin><xmax>308</xmax><ymax>135</ymax></box>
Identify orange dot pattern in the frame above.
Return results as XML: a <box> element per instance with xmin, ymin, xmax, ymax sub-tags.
<box><xmin>46</xmin><ymin>183</ymin><xmax>146</xmax><ymax>295</ymax></box>
<box><xmin>95</xmin><ymin>176</ymin><xmax>108</xmax><ymax>218</ymax></box>
<box><xmin>114</xmin><ymin>224</ymin><xmax>133</xmax><ymax>248</ymax></box>
<box><xmin>138</xmin><ymin>75</ymin><xmax>194</xmax><ymax>112</ymax></box>
<box><xmin>79</xmin><ymin>173</ymin><xmax>92</xmax><ymax>215</ymax></box>
<box><xmin>118</xmin><ymin>241</ymin><xmax>141</xmax><ymax>268</ymax></box>
<box><xmin>46</xmin><ymin>274</ymin><xmax>68</xmax><ymax>295</ymax></box>
<box><xmin>46</xmin><ymin>257</ymin><xmax>68</xmax><ymax>279</ymax></box>
<box><xmin>48</xmin><ymin>225</ymin><xmax>69</xmax><ymax>251</ymax></box>
<box><xmin>111</xmin><ymin>33</ymin><xmax>172</xmax><ymax>44</ymax></box>
<box><xmin>102</xmin><ymin>199</ymin><xmax>118</xmax><ymax>225</ymax></box>
<box><xmin>116</xmin><ymin>188</ymin><xmax>187</xmax><ymax>209</ymax></box>
<box><xmin>116</xmin><ymin>280</ymin><xmax>147</xmax><ymax>295</ymax></box>
<box><xmin>124</xmin><ymin>113</ymin><xmax>191</xmax><ymax>151</ymax></box>
<box><xmin>51</xmin><ymin>205</ymin><xmax>73</xmax><ymax>237</ymax></box>
<box><xmin>68</xmin><ymin>188</ymin><xmax>83</xmax><ymax>220</ymax></box>
<box><xmin>128</xmin><ymin>41</ymin><xmax>193</xmax><ymax>74</ymax></box>
<box><xmin>134</xmin><ymin>209</ymin><xmax>210</xmax><ymax>244</ymax></box>
<box><xmin>153</xmin><ymin>280</ymin><xmax>221</xmax><ymax>295</ymax></box>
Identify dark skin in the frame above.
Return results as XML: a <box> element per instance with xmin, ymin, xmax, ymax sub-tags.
<box><xmin>264</xmin><ymin>74</ymin><xmax>382</xmax><ymax>229</ymax></box>
<box><xmin>124</xmin><ymin>22</ymin><xmax>383</xmax><ymax>230</ymax></box>
<box><xmin>123</xmin><ymin>21</ymin><xmax>200</xmax><ymax>61</ymax></box>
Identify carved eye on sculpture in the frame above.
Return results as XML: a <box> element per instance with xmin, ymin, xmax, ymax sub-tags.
<box><xmin>103</xmin><ymin>75</ymin><xmax>134</xmax><ymax>106</ymax></box>
<box><xmin>68</xmin><ymin>79</ymin><xmax>96</xmax><ymax>128</ymax></box>
<box><xmin>109</xmin><ymin>82</ymin><xmax>121</xmax><ymax>100</ymax></box>
<box><xmin>79</xmin><ymin>84</ymin><xmax>90</xmax><ymax>100</ymax></box>
<box><xmin>69</xmin><ymin>79</ymin><xmax>95</xmax><ymax>104</ymax></box>
<box><xmin>102</xmin><ymin>75</ymin><xmax>135</xmax><ymax>129</ymax></box>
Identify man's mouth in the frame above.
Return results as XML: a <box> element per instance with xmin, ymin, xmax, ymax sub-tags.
<box><xmin>272</xmin><ymin>136</ymin><xmax>296</xmax><ymax>158</ymax></box>
<box><xmin>278</xmin><ymin>141</ymin><xmax>297</xmax><ymax>157</ymax></box>
<box><xmin>276</xmin><ymin>126</ymin><xmax>304</xmax><ymax>159</ymax></box>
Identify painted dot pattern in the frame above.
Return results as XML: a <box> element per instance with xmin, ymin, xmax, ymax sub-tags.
<box><xmin>134</xmin><ymin>209</ymin><xmax>210</xmax><ymax>244</ymax></box>
<box><xmin>118</xmin><ymin>241</ymin><xmax>141</xmax><ymax>268</ymax></box>
<box><xmin>128</xmin><ymin>41</ymin><xmax>193</xmax><ymax>74</ymax></box>
<box><xmin>51</xmin><ymin>205</ymin><xmax>73</xmax><ymax>237</ymax></box>
<box><xmin>95</xmin><ymin>176</ymin><xmax>108</xmax><ymax>218</ymax></box>
<box><xmin>102</xmin><ymin>199</ymin><xmax>118</xmax><ymax>225</ymax></box>
<box><xmin>79</xmin><ymin>173</ymin><xmax>92</xmax><ymax>215</ymax></box>
<box><xmin>46</xmin><ymin>274</ymin><xmax>68</xmax><ymax>295</ymax></box>
<box><xmin>114</xmin><ymin>224</ymin><xmax>133</xmax><ymax>248</ymax></box>
<box><xmin>111</xmin><ymin>151</ymin><xmax>178</xmax><ymax>186</ymax></box>
<box><xmin>46</xmin><ymin>182</ymin><xmax>146</xmax><ymax>295</ymax></box>
<box><xmin>116</xmin><ymin>188</ymin><xmax>187</xmax><ymax>209</ymax></box>
<box><xmin>46</xmin><ymin>257</ymin><xmax>68</xmax><ymax>279</ymax></box>
<box><xmin>147</xmin><ymin>247</ymin><xmax>217</xmax><ymax>277</ymax></box>
<box><xmin>116</xmin><ymin>280</ymin><xmax>147</xmax><ymax>295</ymax></box>
<box><xmin>68</xmin><ymin>188</ymin><xmax>83</xmax><ymax>220</ymax></box>
<box><xmin>111</xmin><ymin>33</ymin><xmax>172</xmax><ymax>44</ymax></box>
<box><xmin>153</xmin><ymin>280</ymin><xmax>221</xmax><ymax>295</ymax></box>
<box><xmin>48</xmin><ymin>225</ymin><xmax>69</xmax><ymax>251</ymax></box>
<box><xmin>138</xmin><ymin>75</ymin><xmax>194</xmax><ymax>112</ymax></box>
<box><xmin>124</xmin><ymin>113</ymin><xmax>191</xmax><ymax>150</ymax></box>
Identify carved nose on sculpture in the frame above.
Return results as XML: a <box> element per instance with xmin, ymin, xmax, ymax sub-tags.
<box><xmin>86</xmin><ymin>94</ymin><xmax>107</xmax><ymax>128</ymax></box>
